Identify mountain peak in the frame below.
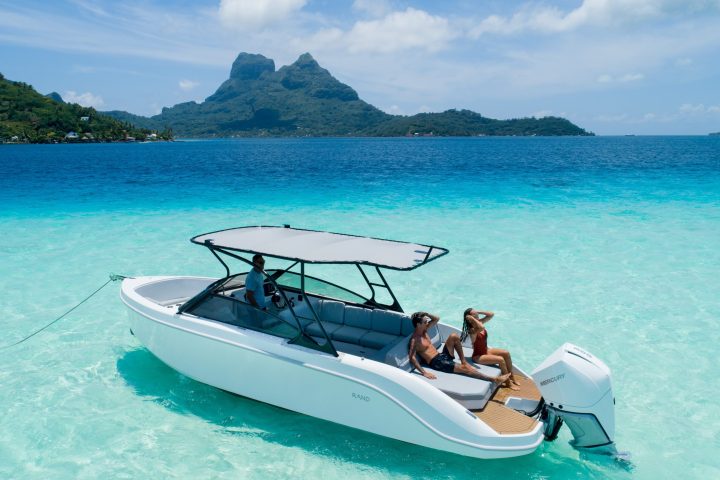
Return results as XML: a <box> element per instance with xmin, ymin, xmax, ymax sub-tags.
<box><xmin>104</xmin><ymin>51</ymin><xmax>591</xmax><ymax>137</ymax></box>
<box><xmin>292</xmin><ymin>52</ymin><xmax>320</xmax><ymax>70</ymax></box>
<box><xmin>229</xmin><ymin>53</ymin><xmax>275</xmax><ymax>80</ymax></box>
<box><xmin>46</xmin><ymin>91</ymin><xmax>64</xmax><ymax>103</ymax></box>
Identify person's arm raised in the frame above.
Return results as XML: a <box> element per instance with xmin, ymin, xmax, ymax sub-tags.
<box><xmin>477</xmin><ymin>310</ymin><xmax>494</xmax><ymax>324</ymax></box>
<box><xmin>465</xmin><ymin>313</ymin><xmax>485</xmax><ymax>331</ymax></box>
<box><xmin>427</xmin><ymin>313</ymin><xmax>441</xmax><ymax>328</ymax></box>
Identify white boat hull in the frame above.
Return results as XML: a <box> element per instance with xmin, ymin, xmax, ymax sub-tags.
<box><xmin>121</xmin><ymin>276</ymin><xmax>545</xmax><ymax>459</ymax></box>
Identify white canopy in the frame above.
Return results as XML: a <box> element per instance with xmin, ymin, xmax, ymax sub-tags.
<box><xmin>191</xmin><ymin>226</ymin><xmax>448</xmax><ymax>270</ymax></box>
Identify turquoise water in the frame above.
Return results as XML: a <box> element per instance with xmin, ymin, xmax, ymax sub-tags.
<box><xmin>1</xmin><ymin>137</ymin><xmax>719</xmax><ymax>478</ymax></box>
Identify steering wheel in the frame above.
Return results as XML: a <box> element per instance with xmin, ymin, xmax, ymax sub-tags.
<box><xmin>271</xmin><ymin>292</ymin><xmax>286</xmax><ymax>309</ymax></box>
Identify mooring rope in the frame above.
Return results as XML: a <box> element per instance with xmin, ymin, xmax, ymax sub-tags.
<box><xmin>0</xmin><ymin>274</ymin><xmax>131</xmax><ymax>350</ymax></box>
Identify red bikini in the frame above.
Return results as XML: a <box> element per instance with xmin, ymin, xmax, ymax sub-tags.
<box><xmin>473</xmin><ymin>329</ymin><xmax>488</xmax><ymax>357</ymax></box>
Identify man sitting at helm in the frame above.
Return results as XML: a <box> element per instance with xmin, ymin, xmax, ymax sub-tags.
<box><xmin>408</xmin><ymin>311</ymin><xmax>510</xmax><ymax>384</ymax></box>
<box><xmin>244</xmin><ymin>254</ymin><xmax>267</xmax><ymax>311</ymax></box>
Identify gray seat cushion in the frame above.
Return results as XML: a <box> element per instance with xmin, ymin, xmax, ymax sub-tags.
<box><xmin>427</xmin><ymin>325</ymin><xmax>442</xmax><ymax>347</ymax></box>
<box><xmin>306</xmin><ymin>320</ymin><xmax>342</xmax><ymax>337</ymax></box>
<box><xmin>381</xmin><ymin>334</ymin><xmax>414</xmax><ymax>371</ymax></box>
<box><xmin>343</xmin><ymin>306</ymin><xmax>372</xmax><ymax>329</ymax></box>
<box><xmin>332</xmin><ymin>325</ymin><xmax>369</xmax><ymax>344</ymax></box>
<box><xmin>400</xmin><ymin>318</ymin><xmax>415</xmax><ymax>336</ymax></box>
<box><xmin>412</xmin><ymin>369</ymin><xmax>496</xmax><ymax>410</ymax></box>
<box><xmin>319</xmin><ymin>300</ymin><xmax>345</xmax><ymax>324</ymax></box>
<box><xmin>467</xmin><ymin>359</ymin><xmax>503</xmax><ymax>377</ymax></box>
<box><xmin>371</xmin><ymin>309</ymin><xmax>404</xmax><ymax>335</ymax></box>
<box><xmin>361</xmin><ymin>331</ymin><xmax>400</xmax><ymax>349</ymax></box>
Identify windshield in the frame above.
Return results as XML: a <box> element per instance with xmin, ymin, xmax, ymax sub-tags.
<box><xmin>269</xmin><ymin>270</ymin><xmax>369</xmax><ymax>305</ymax></box>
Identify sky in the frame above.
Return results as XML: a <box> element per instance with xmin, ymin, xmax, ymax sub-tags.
<box><xmin>1</xmin><ymin>0</ymin><xmax>719</xmax><ymax>135</ymax></box>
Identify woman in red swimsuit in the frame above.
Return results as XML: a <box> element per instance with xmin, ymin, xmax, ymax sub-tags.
<box><xmin>461</xmin><ymin>308</ymin><xmax>519</xmax><ymax>390</ymax></box>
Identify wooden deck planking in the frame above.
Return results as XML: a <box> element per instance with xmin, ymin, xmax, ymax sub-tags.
<box><xmin>472</xmin><ymin>401</ymin><xmax>539</xmax><ymax>434</ymax></box>
<box><xmin>471</xmin><ymin>371</ymin><xmax>542</xmax><ymax>435</ymax></box>
<box><xmin>492</xmin><ymin>370</ymin><xmax>542</xmax><ymax>404</ymax></box>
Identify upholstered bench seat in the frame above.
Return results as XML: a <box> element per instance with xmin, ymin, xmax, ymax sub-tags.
<box><xmin>332</xmin><ymin>325</ymin><xmax>370</xmax><ymax>343</ymax></box>
<box><xmin>301</xmin><ymin>298</ymin><xmax>411</xmax><ymax>352</ymax></box>
<box><xmin>361</xmin><ymin>331</ymin><xmax>400</xmax><ymax>349</ymax></box>
<box><xmin>305</xmin><ymin>320</ymin><xmax>343</xmax><ymax>337</ymax></box>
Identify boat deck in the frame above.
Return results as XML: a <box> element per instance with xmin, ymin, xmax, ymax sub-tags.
<box><xmin>493</xmin><ymin>370</ymin><xmax>542</xmax><ymax>403</ymax></box>
<box><xmin>472</xmin><ymin>371</ymin><xmax>542</xmax><ymax>434</ymax></box>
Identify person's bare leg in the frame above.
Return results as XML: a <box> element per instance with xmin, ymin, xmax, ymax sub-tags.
<box><xmin>473</xmin><ymin>354</ymin><xmax>518</xmax><ymax>390</ymax></box>
<box><xmin>489</xmin><ymin>348</ymin><xmax>519</xmax><ymax>385</ymax></box>
<box><xmin>455</xmin><ymin>363</ymin><xmax>510</xmax><ymax>385</ymax></box>
<box><xmin>445</xmin><ymin>333</ymin><xmax>467</xmax><ymax>365</ymax></box>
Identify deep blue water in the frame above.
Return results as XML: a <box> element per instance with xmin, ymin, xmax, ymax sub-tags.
<box><xmin>2</xmin><ymin>137</ymin><xmax>718</xmax><ymax>215</ymax></box>
<box><xmin>1</xmin><ymin>137</ymin><xmax>719</xmax><ymax>479</ymax></box>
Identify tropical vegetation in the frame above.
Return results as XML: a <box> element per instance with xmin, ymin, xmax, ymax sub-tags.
<box><xmin>0</xmin><ymin>73</ymin><xmax>172</xmax><ymax>143</ymax></box>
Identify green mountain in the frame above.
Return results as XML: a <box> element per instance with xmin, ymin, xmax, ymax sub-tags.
<box><xmin>105</xmin><ymin>52</ymin><xmax>593</xmax><ymax>137</ymax></box>
<box><xmin>45</xmin><ymin>92</ymin><xmax>64</xmax><ymax>103</ymax></box>
<box><xmin>361</xmin><ymin>109</ymin><xmax>589</xmax><ymax>136</ymax></box>
<box><xmin>108</xmin><ymin>53</ymin><xmax>390</xmax><ymax>136</ymax></box>
<box><xmin>0</xmin><ymin>73</ymin><xmax>170</xmax><ymax>143</ymax></box>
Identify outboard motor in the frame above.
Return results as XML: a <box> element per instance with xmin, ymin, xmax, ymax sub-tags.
<box><xmin>532</xmin><ymin>343</ymin><xmax>616</xmax><ymax>453</ymax></box>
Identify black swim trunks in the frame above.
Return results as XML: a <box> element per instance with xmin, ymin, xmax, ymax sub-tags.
<box><xmin>428</xmin><ymin>350</ymin><xmax>455</xmax><ymax>373</ymax></box>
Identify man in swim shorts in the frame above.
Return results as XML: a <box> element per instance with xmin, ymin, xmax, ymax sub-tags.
<box><xmin>407</xmin><ymin>311</ymin><xmax>511</xmax><ymax>384</ymax></box>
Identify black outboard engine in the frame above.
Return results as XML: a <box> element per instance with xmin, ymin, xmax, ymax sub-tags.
<box><xmin>532</xmin><ymin>343</ymin><xmax>616</xmax><ymax>453</ymax></box>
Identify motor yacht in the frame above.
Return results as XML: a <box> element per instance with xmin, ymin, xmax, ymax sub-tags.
<box><xmin>120</xmin><ymin>225</ymin><xmax>616</xmax><ymax>459</ymax></box>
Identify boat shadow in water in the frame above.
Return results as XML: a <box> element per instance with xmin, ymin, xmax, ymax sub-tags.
<box><xmin>116</xmin><ymin>347</ymin><xmax>631</xmax><ymax>478</ymax></box>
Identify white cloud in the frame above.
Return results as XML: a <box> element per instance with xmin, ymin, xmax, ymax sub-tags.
<box><xmin>620</xmin><ymin>73</ymin><xmax>644</xmax><ymax>82</ymax></box>
<box><xmin>352</xmin><ymin>0</ymin><xmax>392</xmax><ymax>17</ymax></box>
<box><xmin>69</xmin><ymin>0</ymin><xmax>111</xmax><ymax>18</ymax></box>
<box><xmin>679</xmin><ymin>103</ymin><xmax>720</xmax><ymax>114</ymax></box>
<box><xmin>675</xmin><ymin>57</ymin><xmax>693</xmax><ymax>66</ymax></box>
<box><xmin>597</xmin><ymin>72</ymin><xmax>644</xmax><ymax>83</ymax></box>
<box><xmin>179</xmin><ymin>79</ymin><xmax>200</xmax><ymax>91</ymax></box>
<box><xmin>63</xmin><ymin>90</ymin><xmax>104</xmax><ymax>108</ymax></box>
<box><xmin>0</xmin><ymin>5</ymin><xmax>234</xmax><ymax>67</ymax></box>
<box><xmin>218</xmin><ymin>0</ymin><xmax>306</xmax><ymax>29</ymax></box>
<box><xmin>469</xmin><ymin>0</ymin><xmax>720</xmax><ymax>37</ymax></box>
<box><xmin>594</xmin><ymin>103</ymin><xmax>720</xmax><ymax>126</ymax></box>
<box><xmin>309</xmin><ymin>8</ymin><xmax>456</xmax><ymax>54</ymax></box>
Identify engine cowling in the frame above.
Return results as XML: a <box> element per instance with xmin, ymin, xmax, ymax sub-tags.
<box><xmin>532</xmin><ymin>343</ymin><xmax>615</xmax><ymax>450</ymax></box>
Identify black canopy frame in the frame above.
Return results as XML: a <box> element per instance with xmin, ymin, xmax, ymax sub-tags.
<box><xmin>181</xmin><ymin>226</ymin><xmax>450</xmax><ymax>357</ymax></box>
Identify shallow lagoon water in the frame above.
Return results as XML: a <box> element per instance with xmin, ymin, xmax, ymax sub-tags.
<box><xmin>1</xmin><ymin>137</ymin><xmax>719</xmax><ymax>478</ymax></box>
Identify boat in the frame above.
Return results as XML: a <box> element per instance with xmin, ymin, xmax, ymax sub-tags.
<box><xmin>120</xmin><ymin>225</ymin><xmax>617</xmax><ymax>459</ymax></box>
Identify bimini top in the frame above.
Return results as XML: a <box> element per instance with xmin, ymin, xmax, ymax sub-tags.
<box><xmin>191</xmin><ymin>226</ymin><xmax>448</xmax><ymax>271</ymax></box>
